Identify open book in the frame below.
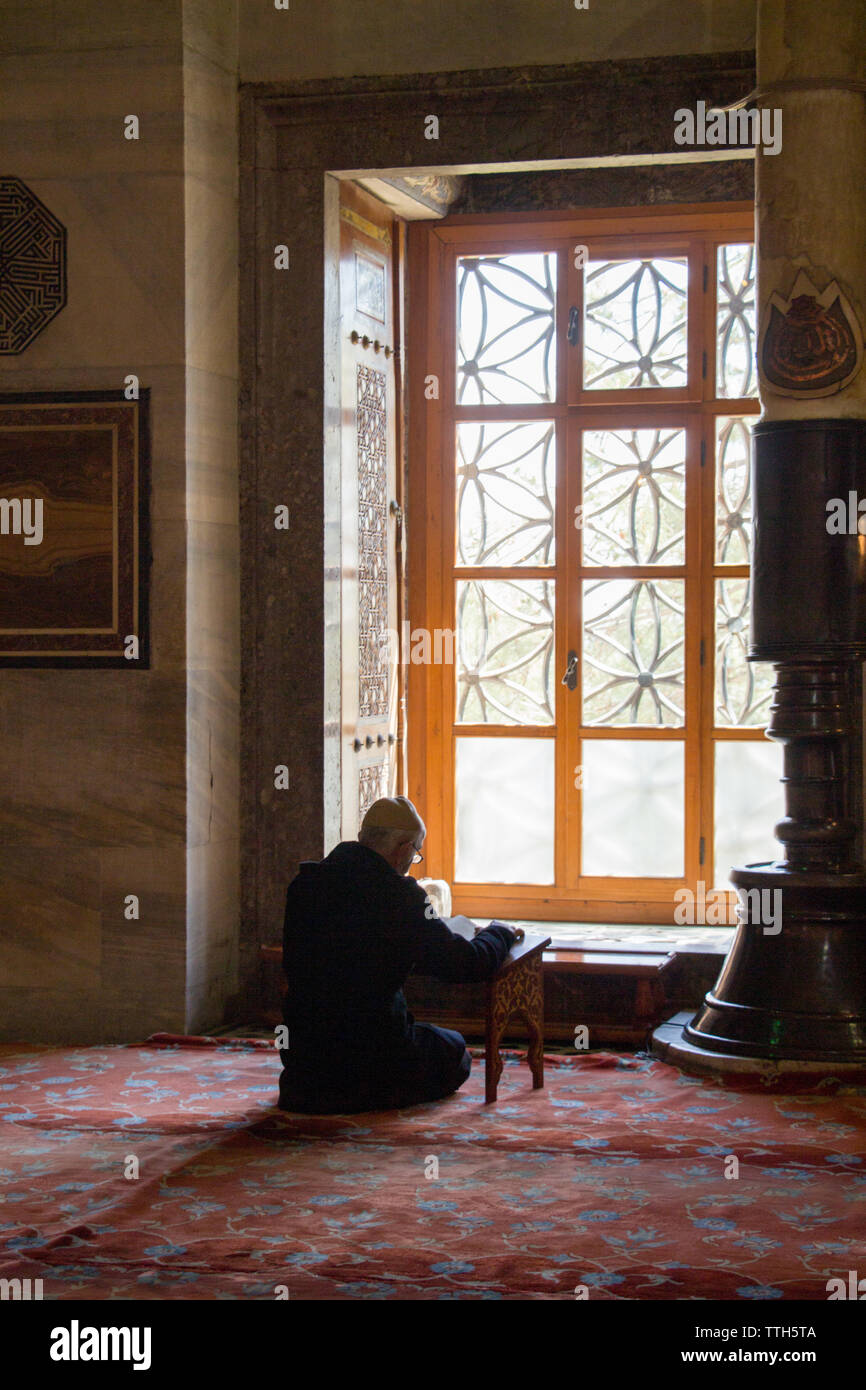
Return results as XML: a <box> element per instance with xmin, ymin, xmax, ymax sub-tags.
<box><xmin>443</xmin><ymin>915</ymin><xmax>524</xmax><ymax>944</ymax></box>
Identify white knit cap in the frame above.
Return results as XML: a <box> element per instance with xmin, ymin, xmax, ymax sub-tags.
<box><xmin>360</xmin><ymin>795</ymin><xmax>426</xmax><ymax>841</ymax></box>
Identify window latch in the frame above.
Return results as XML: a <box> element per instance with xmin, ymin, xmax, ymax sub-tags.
<box><xmin>567</xmin><ymin>306</ymin><xmax>580</xmax><ymax>346</ymax></box>
<box><xmin>562</xmin><ymin>649</ymin><xmax>579</xmax><ymax>690</ymax></box>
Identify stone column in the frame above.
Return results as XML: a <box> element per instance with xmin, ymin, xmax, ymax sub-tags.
<box><xmin>657</xmin><ymin>0</ymin><xmax>866</xmax><ymax>1073</ymax></box>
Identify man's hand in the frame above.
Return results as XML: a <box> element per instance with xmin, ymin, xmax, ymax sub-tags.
<box><xmin>489</xmin><ymin>920</ymin><xmax>525</xmax><ymax>946</ymax></box>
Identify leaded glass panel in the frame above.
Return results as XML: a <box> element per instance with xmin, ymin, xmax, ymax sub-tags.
<box><xmin>457</xmin><ymin>421</ymin><xmax>555</xmax><ymax>566</ymax></box>
<box><xmin>582</xmin><ymin>578</ymin><xmax>685</xmax><ymax>726</ymax></box>
<box><xmin>456</xmin><ymin>253</ymin><xmax>556</xmax><ymax>405</ymax></box>
<box><xmin>456</xmin><ymin>578</ymin><xmax>554</xmax><ymax>725</ymax></box>
<box><xmin>715</xmin><ymin>416</ymin><xmax>753</xmax><ymax>564</ymax></box>
<box><xmin>716</xmin><ymin>243</ymin><xmax>756</xmax><ymax>398</ymax></box>
<box><xmin>583</xmin><ymin>257</ymin><xmax>688</xmax><ymax>390</ymax></box>
<box><xmin>715</xmin><ymin>577</ymin><xmax>773</xmax><ymax>727</ymax></box>
<box><xmin>582</xmin><ymin>427</ymin><xmax>685</xmax><ymax>566</ymax></box>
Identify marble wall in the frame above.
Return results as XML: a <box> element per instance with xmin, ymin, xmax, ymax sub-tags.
<box><xmin>0</xmin><ymin>0</ymin><xmax>240</xmax><ymax>1042</ymax></box>
<box><xmin>238</xmin><ymin>0</ymin><xmax>756</xmax><ymax>82</ymax></box>
<box><xmin>182</xmin><ymin>5</ymin><xmax>241</xmax><ymax>1032</ymax></box>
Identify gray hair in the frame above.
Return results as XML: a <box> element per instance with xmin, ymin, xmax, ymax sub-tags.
<box><xmin>358</xmin><ymin>824</ymin><xmax>410</xmax><ymax>856</ymax></box>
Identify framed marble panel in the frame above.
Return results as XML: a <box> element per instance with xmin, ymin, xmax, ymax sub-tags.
<box><xmin>354</xmin><ymin>249</ymin><xmax>386</xmax><ymax>322</ymax></box>
<box><xmin>0</xmin><ymin>389</ymin><xmax>150</xmax><ymax>666</ymax></box>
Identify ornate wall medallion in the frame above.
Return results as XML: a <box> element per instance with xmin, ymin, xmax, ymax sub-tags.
<box><xmin>0</xmin><ymin>176</ymin><xmax>67</xmax><ymax>354</ymax></box>
<box><xmin>759</xmin><ymin>271</ymin><xmax>863</xmax><ymax>397</ymax></box>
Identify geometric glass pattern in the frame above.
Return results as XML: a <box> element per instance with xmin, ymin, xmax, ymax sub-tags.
<box><xmin>583</xmin><ymin>258</ymin><xmax>688</xmax><ymax>390</ymax></box>
<box><xmin>581</xmin><ymin>427</ymin><xmax>685</xmax><ymax>566</ymax></box>
<box><xmin>455</xmin><ymin>736</ymin><xmax>555</xmax><ymax>883</ymax></box>
<box><xmin>714</xmin><ymin>577</ymin><xmax>774</xmax><ymax>727</ymax></box>
<box><xmin>456</xmin><ymin>253</ymin><xmax>556</xmax><ymax>405</ymax></box>
<box><xmin>716</xmin><ymin>243</ymin><xmax>756</xmax><ymax>399</ymax></box>
<box><xmin>429</xmin><ymin>213</ymin><xmax>775</xmax><ymax>904</ymax></box>
<box><xmin>582</xmin><ymin>578</ymin><xmax>685</xmax><ymax>726</ymax></box>
<box><xmin>715</xmin><ymin>416</ymin><xmax>753</xmax><ymax>564</ymax></box>
<box><xmin>357</xmin><ymin>364</ymin><xmax>389</xmax><ymax>720</ymax></box>
<box><xmin>582</xmin><ymin>739</ymin><xmax>685</xmax><ymax>877</ymax></box>
<box><xmin>457</xmin><ymin>420</ymin><xmax>555</xmax><ymax>567</ymax></box>
<box><xmin>456</xmin><ymin>578</ymin><xmax>554</xmax><ymax>725</ymax></box>
<box><xmin>0</xmin><ymin>176</ymin><xmax>67</xmax><ymax>354</ymax></box>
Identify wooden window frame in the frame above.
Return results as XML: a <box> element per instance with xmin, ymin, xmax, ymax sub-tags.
<box><xmin>407</xmin><ymin>202</ymin><xmax>759</xmax><ymax>923</ymax></box>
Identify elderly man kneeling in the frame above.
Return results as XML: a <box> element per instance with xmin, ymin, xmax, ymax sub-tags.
<box><xmin>278</xmin><ymin>795</ymin><xmax>517</xmax><ymax>1113</ymax></box>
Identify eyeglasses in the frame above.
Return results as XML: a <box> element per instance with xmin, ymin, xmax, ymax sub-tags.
<box><xmin>411</xmin><ymin>848</ymin><xmax>424</xmax><ymax>864</ymax></box>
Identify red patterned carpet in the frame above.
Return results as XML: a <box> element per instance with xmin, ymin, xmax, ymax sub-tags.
<box><xmin>1</xmin><ymin>1036</ymin><xmax>864</xmax><ymax>1301</ymax></box>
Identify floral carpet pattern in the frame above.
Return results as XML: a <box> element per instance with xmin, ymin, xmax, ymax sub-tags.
<box><xmin>1</xmin><ymin>1036</ymin><xmax>864</xmax><ymax>1300</ymax></box>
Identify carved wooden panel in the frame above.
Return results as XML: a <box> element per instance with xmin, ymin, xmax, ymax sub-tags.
<box><xmin>357</xmin><ymin>363</ymin><xmax>389</xmax><ymax>720</ymax></box>
<box><xmin>486</xmin><ymin>951</ymin><xmax>545</xmax><ymax>1102</ymax></box>
<box><xmin>489</xmin><ymin>953</ymin><xmax>544</xmax><ymax>1041</ymax></box>
<box><xmin>338</xmin><ymin>181</ymin><xmax>400</xmax><ymax>844</ymax></box>
<box><xmin>359</xmin><ymin>758</ymin><xmax>389</xmax><ymax>821</ymax></box>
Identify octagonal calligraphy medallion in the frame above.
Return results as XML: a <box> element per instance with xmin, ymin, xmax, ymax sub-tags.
<box><xmin>0</xmin><ymin>176</ymin><xmax>67</xmax><ymax>354</ymax></box>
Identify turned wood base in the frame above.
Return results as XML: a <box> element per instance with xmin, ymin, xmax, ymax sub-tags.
<box><xmin>684</xmin><ymin>864</ymin><xmax>866</xmax><ymax>1062</ymax></box>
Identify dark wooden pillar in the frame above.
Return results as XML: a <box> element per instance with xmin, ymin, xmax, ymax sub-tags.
<box><xmin>684</xmin><ymin>420</ymin><xmax>866</xmax><ymax>1062</ymax></box>
<box><xmin>662</xmin><ymin>0</ymin><xmax>866</xmax><ymax>1070</ymax></box>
